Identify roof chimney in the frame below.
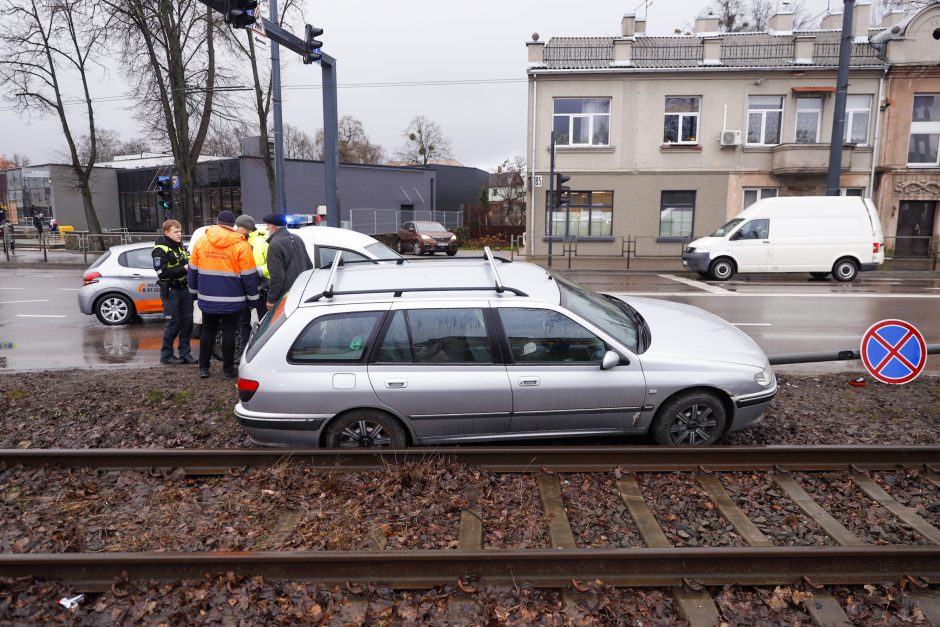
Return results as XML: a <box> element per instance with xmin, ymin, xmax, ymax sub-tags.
<box><xmin>880</xmin><ymin>10</ymin><xmax>904</xmax><ymax>29</ymax></box>
<box><xmin>694</xmin><ymin>14</ymin><xmax>720</xmax><ymax>35</ymax></box>
<box><xmin>527</xmin><ymin>34</ymin><xmax>544</xmax><ymax>67</ymax></box>
<box><xmin>701</xmin><ymin>36</ymin><xmax>722</xmax><ymax>65</ymax></box>
<box><xmin>768</xmin><ymin>11</ymin><xmax>794</xmax><ymax>34</ymax></box>
<box><xmin>821</xmin><ymin>10</ymin><xmax>842</xmax><ymax>29</ymax></box>
<box><xmin>793</xmin><ymin>35</ymin><xmax>816</xmax><ymax>64</ymax></box>
<box><xmin>621</xmin><ymin>13</ymin><xmax>636</xmax><ymax>37</ymax></box>
<box><xmin>635</xmin><ymin>18</ymin><xmax>647</xmax><ymax>35</ymax></box>
<box><xmin>853</xmin><ymin>1</ymin><xmax>872</xmax><ymax>39</ymax></box>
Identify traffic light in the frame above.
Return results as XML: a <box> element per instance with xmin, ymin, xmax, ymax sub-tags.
<box><xmin>224</xmin><ymin>0</ymin><xmax>257</xmax><ymax>28</ymax></box>
<box><xmin>303</xmin><ymin>24</ymin><xmax>323</xmax><ymax>64</ymax></box>
<box><xmin>554</xmin><ymin>173</ymin><xmax>571</xmax><ymax>209</ymax></box>
<box><xmin>156</xmin><ymin>178</ymin><xmax>173</xmax><ymax>213</ymax></box>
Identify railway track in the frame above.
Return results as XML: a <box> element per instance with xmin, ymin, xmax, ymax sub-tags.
<box><xmin>2</xmin><ymin>445</ymin><xmax>940</xmax><ymax>624</ymax></box>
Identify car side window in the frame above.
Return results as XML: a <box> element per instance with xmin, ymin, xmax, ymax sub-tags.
<box><xmin>122</xmin><ymin>248</ymin><xmax>155</xmax><ymax>270</ymax></box>
<box><xmin>736</xmin><ymin>219</ymin><xmax>770</xmax><ymax>240</ymax></box>
<box><xmin>499</xmin><ymin>308</ymin><xmax>606</xmax><ymax>364</ymax></box>
<box><xmin>316</xmin><ymin>246</ymin><xmax>369</xmax><ymax>268</ymax></box>
<box><xmin>376</xmin><ymin>308</ymin><xmax>493</xmax><ymax>364</ymax></box>
<box><xmin>288</xmin><ymin>311</ymin><xmax>383</xmax><ymax>363</ymax></box>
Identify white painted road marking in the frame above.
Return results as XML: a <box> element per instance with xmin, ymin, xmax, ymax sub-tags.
<box><xmin>731</xmin><ymin>323</ymin><xmax>772</xmax><ymax>326</ymax></box>
<box><xmin>0</xmin><ymin>299</ymin><xmax>51</xmax><ymax>305</ymax></box>
<box><xmin>659</xmin><ymin>274</ymin><xmax>732</xmax><ymax>294</ymax></box>
<box><xmin>55</xmin><ymin>288</ymin><xmax>81</xmax><ymax>291</ymax></box>
<box><xmin>0</xmin><ymin>287</ymin><xmax>24</xmax><ymax>290</ymax></box>
<box><xmin>16</xmin><ymin>314</ymin><xmax>66</xmax><ymax>318</ymax></box>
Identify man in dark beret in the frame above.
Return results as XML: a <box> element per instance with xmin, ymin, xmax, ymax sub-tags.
<box><xmin>263</xmin><ymin>213</ymin><xmax>312</xmax><ymax>308</ymax></box>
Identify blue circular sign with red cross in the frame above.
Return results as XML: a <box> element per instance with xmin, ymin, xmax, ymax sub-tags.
<box><xmin>860</xmin><ymin>319</ymin><xmax>927</xmax><ymax>385</ymax></box>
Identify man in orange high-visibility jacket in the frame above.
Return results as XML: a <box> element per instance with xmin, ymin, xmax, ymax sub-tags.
<box><xmin>188</xmin><ymin>210</ymin><xmax>259</xmax><ymax>379</ymax></box>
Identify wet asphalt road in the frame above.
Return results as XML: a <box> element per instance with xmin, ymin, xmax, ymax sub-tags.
<box><xmin>1</xmin><ymin>266</ymin><xmax>938</xmax><ymax>376</ymax></box>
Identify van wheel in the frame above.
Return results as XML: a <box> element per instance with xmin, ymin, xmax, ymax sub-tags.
<box><xmin>324</xmin><ymin>410</ymin><xmax>407</xmax><ymax>448</ymax></box>
<box><xmin>809</xmin><ymin>272</ymin><xmax>830</xmax><ymax>280</ymax></box>
<box><xmin>651</xmin><ymin>391</ymin><xmax>727</xmax><ymax>446</ymax></box>
<box><xmin>708</xmin><ymin>258</ymin><xmax>735</xmax><ymax>281</ymax></box>
<box><xmin>832</xmin><ymin>258</ymin><xmax>859</xmax><ymax>282</ymax></box>
<box><xmin>94</xmin><ymin>293</ymin><xmax>135</xmax><ymax>326</ymax></box>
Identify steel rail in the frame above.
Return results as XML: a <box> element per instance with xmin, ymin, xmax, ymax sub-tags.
<box><xmin>1</xmin><ymin>446</ymin><xmax>939</xmax><ymax>472</ymax></box>
<box><xmin>1</xmin><ymin>547</ymin><xmax>938</xmax><ymax>590</ymax></box>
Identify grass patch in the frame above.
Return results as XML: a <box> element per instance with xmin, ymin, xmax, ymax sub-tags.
<box><xmin>173</xmin><ymin>390</ymin><xmax>193</xmax><ymax>404</ymax></box>
<box><xmin>5</xmin><ymin>389</ymin><xmax>28</xmax><ymax>401</ymax></box>
<box><xmin>145</xmin><ymin>389</ymin><xmax>164</xmax><ymax>403</ymax></box>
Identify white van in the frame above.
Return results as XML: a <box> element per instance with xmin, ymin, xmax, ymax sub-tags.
<box><xmin>682</xmin><ymin>196</ymin><xmax>885</xmax><ymax>282</ymax></box>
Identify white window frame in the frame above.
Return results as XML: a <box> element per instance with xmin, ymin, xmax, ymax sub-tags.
<box><xmin>908</xmin><ymin>94</ymin><xmax>940</xmax><ymax>166</ymax></box>
<box><xmin>742</xmin><ymin>187</ymin><xmax>778</xmax><ymax>209</ymax></box>
<box><xmin>844</xmin><ymin>95</ymin><xmax>871</xmax><ymax>146</ymax></box>
<box><xmin>747</xmin><ymin>96</ymin><xmax>784</xmax><ymax>146</ymax></box>
<box><xmin>553</xmin><ymin>98</ymin><xmax>611</xmax><ymax>147</ymax></box>
<box><xmin>663</xmin><ymin>96</ymin><xmax>701</xmax><ymax>145</ymax></box>
<box><xmin>794</xmin><ymin>97</ymin><xmax>822</xmax><ymax>143</ymax></box>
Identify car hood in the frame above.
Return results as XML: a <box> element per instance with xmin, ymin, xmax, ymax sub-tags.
<box><xmin>421</xmin><ymin>230</ymin><xmax>454</xmax><ymax>238</ymax></box>
<box><xmin>687</xmin><ymin>236</ymin><xmax>726</xmax><ymax>248</ymax></box>
<box><xmin>618</xmin><ymin>296</ymin><xmax>768</xmax><ymax>368</ymax></box>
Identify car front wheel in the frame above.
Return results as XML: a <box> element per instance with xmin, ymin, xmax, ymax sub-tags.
<box><xmin>323</xmin><ymin>411</ymin><xmax>407</xmax><ymax>448</ymax></box>
<box><xmin>651</xmin><ymin>391</ymin><xmax>727</xmax><ymax>446</ymax></box>
<box><xmin>446</xmin><ymin>247</ymin><xmax>458</xmax><ymax>256</ymax></box>
<box><xmin>412</xmin><ymin>242</ymin><xmax>423</xmax><ymax>256</ymax></box>
<box><xmin>94</xmin><ymin>293</ymin><xmax>135</xmax><ymax>326</ymax></box>
<box><xmin>708</xmin><ymin>258</ymin><xmax>735</xmax><ymax>281</ymax></box>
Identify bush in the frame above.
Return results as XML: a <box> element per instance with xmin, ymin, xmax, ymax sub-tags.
<box><xmin>452</xmin><ymin>226</ymin><xmax>470</xmax><ymax>246</ymax></box>
<box><xmin>464</xmin><ymin>234</ymin><xmax>509</xmax><ymax>250</ymax></box>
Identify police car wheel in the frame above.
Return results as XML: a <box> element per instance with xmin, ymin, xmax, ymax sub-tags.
<box><xmin>94</xmin><ymin>293</ymin><xmax>134</xmax><ymax>326</ymax></box>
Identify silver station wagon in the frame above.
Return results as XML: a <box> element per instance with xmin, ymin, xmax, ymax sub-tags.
<box><xmin>235</xmin><ymin>252</ymin><xmax>776</xmax><ymax>448</ymax></box>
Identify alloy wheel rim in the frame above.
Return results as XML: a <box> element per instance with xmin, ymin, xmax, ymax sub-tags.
<box><xmin>102</xmin><ymin>298</ymin><xmax>128</xmax><ymax>323</ymax></box>
<box><xmin>669</xmin><ymin>404</ymin><xmax>717</xmax><ymax>446</ymax></box>
<box><xmin>339</xmin><ymin>420</ymin><xmax>391</xmax><ymax>448</ymax></box>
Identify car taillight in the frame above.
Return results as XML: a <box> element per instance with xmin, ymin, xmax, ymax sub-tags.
<box><xmin>237</xmin><ymin>378</ymin><xmax>259</xmax><ymax>402</ymax></box>
<box><xmin>83</xmin><ymin>271</ymin><xmax>101</xmax><ymax>286</ymax></box>
<box><xmin>873</xmin><ymin>242</ymin><xmax>881</xmax><ymax>253</ymax></box>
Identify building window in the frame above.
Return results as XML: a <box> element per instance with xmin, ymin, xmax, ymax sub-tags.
<box><xmin>794</xmin><ymin>97</ymin><xmax>822</xmax><ymax>143</ymax></box>
<box><xmin>742</xmin><ymin>187</ymin><xmax>778</xmax><ymax>209</ymax></box>
<box><xmin>553</xmin><ymin>98</ymin><xmax>610</xmax><ymax>146</ymax></box>
<box><xmin>547</xmin><ymin>191</ymin><xmax>613</xmax><ymax>238</ymax></box>
<box><xmin>663</xmin><ymin>96</ymin><xmax>701</xmax><ymax>144</ymax></box>
<box><xmin>845</xmin><ymin>95</ymin><xmax>871</xmax><ymax>145</ymax></box>
<box><xmin>659</xmin><ymin>191</ymin><xmax>695</xmax><ymax>239</ymax></box>
<box><xmin>747</xmin><ymin>96</ymin><xmax>783</xmax><ymax>145</ymax></box>
<box><xmin>908</xmin><ymin>94</ymin><xmax>940</xmax><ymax>165</ymax></box>
<box><xmin>840</xmin><ymin>188</ymin><xmax>865</xmax><ymax>197</ymax></box>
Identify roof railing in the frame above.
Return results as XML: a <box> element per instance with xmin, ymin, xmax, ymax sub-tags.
<box><xmin>484</xmin><ymin>246</ymin><xmax>505</xmax><ymax>294</ymax></box>
<box><xmin>322</xmin><ymin>250</ymin><xmax>343</xmax><ymax>299</ymax></box>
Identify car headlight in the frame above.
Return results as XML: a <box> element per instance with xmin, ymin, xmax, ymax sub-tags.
<box><xmin>420</xmin><ymin>234</ymin><xmax>433</xmax><ymax>242</ymax></box>
<box><xmin>754</xmin><ymin>366</ymin><xmax>774</xmax><ymax>387</ymax></box>
<box><xmin>449</xmin><ymin>234</ymin><xmax>456</xmax><ymax>241</ymax></box>
<box><xmin>694</xmin><ymin>246</ymin><xmax>709</xmax><ymax>254</ymax></box>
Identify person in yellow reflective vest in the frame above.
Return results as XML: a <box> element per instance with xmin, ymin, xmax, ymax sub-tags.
<box><xmin>235</xmin><ymin>214</ymin><xmax>270</xmax><ymax>349</ymax></box>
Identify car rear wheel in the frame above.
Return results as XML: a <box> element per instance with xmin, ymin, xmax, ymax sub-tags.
<box><xmin>708</xmin><ymin>258</ymin><xmax>735</xmax><ymax>281</ymax></box>
<box><xmin>412</xmin><ymin>242</ymin><xmax>422</xmax><ymax>256</ymax></box>
<box><xmin>323</xmin><ymin>410</ymin><xmax>407</xmax><ymax>448</ymax></box>
<box><xmin>832</xmin><ymin>258</ymin><xmax>858</xmax><ymax>282</ymax></box>
<box><xmin>94</xmin><ymin>293</ymin><xmax>135</xmax><ymax>326</ymax></box>
<box><xmin>809</xmin><ymin>272</ymin><xmax>830</xmax><ymax>280</ymax></box>
<box><xmin>651</xmin><ymin>391</ymin><xmax>727</xmax><ymax>446</ymax></box>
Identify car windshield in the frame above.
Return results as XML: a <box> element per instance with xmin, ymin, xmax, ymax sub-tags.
<box><xmin>710</xmin><ymin>218</ymin><xmax>744</xmax><ymax>237</ymax></box>
<box><xmin>414</xmin><ymin>221</ymin><xmax>446</xmax><ymax>231</ymax></box>
<box><xmin>365</xmin><ymin>241</ymin><xmax>404</xmax><ymax>260</ymax></box>
<box><xmin>554</xmin><ymin>273</ymin><xmax>641</xmax><ymax>353</ymax></box>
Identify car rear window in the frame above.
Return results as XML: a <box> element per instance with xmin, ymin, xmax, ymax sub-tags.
<box><xmin>288</xmin><ymin>311</ymin><xmax>383</xmax><ymax>363</ymax></box>
<box><xmin>245</xmin><ymin>294</ymin><xmax>289</xmax><ymax>362</ymax></box>
<box><xmin>88</xmin><ymin>250</ymin><xmax>111</xmax><ymax>269</ymax></box>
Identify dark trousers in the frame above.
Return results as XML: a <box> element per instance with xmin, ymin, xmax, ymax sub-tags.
<box><xmin>199</xmin><ymin>310</ymin><xmax>241</xmax><ymax>373</ymax></box>
<box><xmin>161</xmin><ymin>286</ymin><xmax>193</xmax><ymax>361</ymax></box>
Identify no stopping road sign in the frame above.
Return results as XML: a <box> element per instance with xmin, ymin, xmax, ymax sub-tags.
<box><xmin>860</xmin><ymin>319</ymin><xmax>927</xmax><ymax>384</ymax></box>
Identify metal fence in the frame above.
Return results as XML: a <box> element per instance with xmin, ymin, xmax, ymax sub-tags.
<box><xmin>347</xmin><ymin>209</ymin><xmax>463</xmax><ymax>236</ymax></box>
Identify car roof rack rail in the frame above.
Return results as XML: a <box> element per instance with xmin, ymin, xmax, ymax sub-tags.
<box><xmin>306</xmin><ymin>285</ymin><xmax>530</xmax><ymax>303</ymax></box>
<box><xmin>484</xmin><ymin>246</ymin><xmax>505</xmax><ymax>293</ymax></box>
<box><xmin>322</xmin><ymin>250</ymin><xmax>343</xmax><ymax>299</ymax></box>
<box><xmin>395</xmin><ymin>253</ymin><xmax>512</xmax><ymax>265</ymax></box>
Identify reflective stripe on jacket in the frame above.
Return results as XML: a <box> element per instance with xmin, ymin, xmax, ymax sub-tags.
<box><xmin>187</xmin><ymin>225</ymin><xmax>259</xmax><ymax>315</ymax></box>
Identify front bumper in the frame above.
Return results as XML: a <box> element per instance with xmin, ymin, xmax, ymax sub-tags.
<box><xmin>419</xmin><ymin>241</ymin><xmax>457</xmax><ymax>253</ymax></box>
<box><xmin>681</xmin><ymin>251</ymin><xmax>712</xmax><ymax>273</ymax></box>
<box><xmin>729</xmin><ymin>381</ymin><xmax>778</xmax><ymax>432</ymax></box>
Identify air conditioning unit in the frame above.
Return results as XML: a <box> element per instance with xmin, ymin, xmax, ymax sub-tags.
<box><xmin>720</xmin><ymin>130</ymin><xmax>742</xmax><ymax>146</ymax></box>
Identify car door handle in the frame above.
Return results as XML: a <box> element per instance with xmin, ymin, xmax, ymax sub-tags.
<box><xmin>385</xmin><ymin>379</ymin><xmax>407</xmax><ymax>389</ymax></box>
<box><xmin>519</xmin><ymin>377</ymin><xmax>540</xmax><ymax>386</ymax></box>
<box><xmin>131</xmin><ymin>273</ymin><xmax>142</xmax><ymax>278</ymax></box>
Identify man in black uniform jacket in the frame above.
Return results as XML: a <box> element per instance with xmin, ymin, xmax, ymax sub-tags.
<box><xmin>152</xmin><ymin>219</ymin><xmax>196</xmax><ymax>364</ymax></box>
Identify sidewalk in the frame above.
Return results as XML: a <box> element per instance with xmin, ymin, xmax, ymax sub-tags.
<box><xmin>0</xmin><ymin>246</ymin><xmax>102</xmax><ymax>269</ymax></box>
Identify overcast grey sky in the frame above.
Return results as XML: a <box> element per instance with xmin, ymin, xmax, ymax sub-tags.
<box><xmin>1</xmin><ymin>0</ymin><xmax>839</xmax><ymax>171</ymax></box>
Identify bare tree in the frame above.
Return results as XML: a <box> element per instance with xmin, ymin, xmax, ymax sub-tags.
<box><xmin>77</xmin><ymin>128</ymin><xmax>152</xmax><ymax>163</ymax></box>
<box><xmin>284</xmin><ymin>124</ymin><xmax>317</xmax><ymax>160</ymax></box>
<box><xmin>708</xmin><ymin>0</ymin><xmax>815</xmax><ymax>31</ymax></box>
<box><xmin>11</xmin><ymin>153</ymin><xmax>32</xmax><ymax>167</ymax></box>
<box><xmin>491</xmin><ymin>157</ymin><xmax>527</xmax><ymax>226</ymax></box>
<box><xmin>0</xmin><ymin>0</ymin><xmax>106</xmax><ymax>235</ymax></box>
<box><xmin>202</xmin><ymin>119</ymin><xmax>250</xmax><ymax>158</ymax></box>
<box><xmin>396</xmin><ymin>115</ymin><xmax>452</xmax><ymax>167</ymax></box>
<box><xmin>102</xmin><ymin>0</ymin><xmax>229</xmax><ymax>231</ymax></box>
<box><xmin>314</xmin><ymin>116</ymin><xmax>386</xmax><ymax>164</ymax></box>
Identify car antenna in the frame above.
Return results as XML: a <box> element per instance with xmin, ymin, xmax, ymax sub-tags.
<box><xmin>483</xmin><ymin>246</ymin><xmax>505</xmax><ymax>294</ymax></box>
<box><xmin>322</xmin><ymin>250</ymin><xmax>343</xmax><ymax>299</ymax></box>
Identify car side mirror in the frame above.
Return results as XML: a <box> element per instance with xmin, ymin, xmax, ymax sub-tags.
<box><xmin>729</xmin><ymin>231</ymin><xmax>742</xmax><ymax>241</ymax></box>
<box><xmin>601</xmin><ymin>350</ymin><xmax>625</xmax><ymax>370</ymax></box>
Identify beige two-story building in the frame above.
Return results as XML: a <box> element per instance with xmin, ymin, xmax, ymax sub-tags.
<box><xmin>525</xmin><ymin>3</ymin><xmax>892</xmax><ymax>257</ymax></box>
